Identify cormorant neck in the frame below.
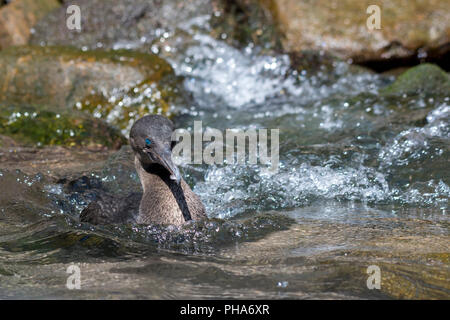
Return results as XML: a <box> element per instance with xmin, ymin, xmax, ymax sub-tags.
<box><xmin>134</xmin><ymin>156</ymin><xmax>193</xmax><ymax>222</ymax></box>
<box><xmin>134</xmin><ymin>156</ymin><xmax>176</xmax><ymax>192</ymax></box>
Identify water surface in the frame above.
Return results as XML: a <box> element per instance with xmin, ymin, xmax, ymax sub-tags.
<box><xmin>0</xmin><ymin>14</ymin><xmax>449</xmax><ymax>299</ymax></box>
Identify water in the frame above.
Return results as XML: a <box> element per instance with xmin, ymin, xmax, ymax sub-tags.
<box><xmin>0</xmin><ymin>15</ymin><xmax>449</xmax><ymax>299</ymax></box>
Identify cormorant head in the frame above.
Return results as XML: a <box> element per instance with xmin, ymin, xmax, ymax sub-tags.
<box><xmin>129</xmin><ymin>115</ymin><xmax>181</xmax><ymax>184</ymax></box>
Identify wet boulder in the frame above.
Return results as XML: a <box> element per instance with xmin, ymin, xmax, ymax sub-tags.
<box><xmin>0</xmin><ymin>45</ymin><xmax>174</xmax><ymax>108</ymax></box>
<box><xmin>381</xmin><ymin>63</ymin><xmax>450</xmax><ymax>96</ymax></box>
<box><xmin>254</xmin><ymin>0</ymin><xmax>449</xmax><ymax>66</ymax></box>
<box><xmin>75</xmin><ymin>75</ymin><xmax>180</xmax><ymax>135</ymax></box>
<box><xmin>0</xmin><ymin>104</ymin><xmax>126</xmax><ymax>148</ymax></box>
<box><xmin>0</xmin><ymin>45</ymin><xmax>180</xmax><ymax>133</ymax></box>
<box><xmin>29</xmin><ymin>0</ymin><xmax>217</xmax><ymax>50</ymax></box>
<box><xmin>209</xmin><ymin>0</ymin><xmax>281</xmax><ymax>51</ymax></box>
<box><xmin>29</xmin><ymin>0</ymin><xmax>280</xmax><ymax>54</ymax></box>
<box><xmin>0</xmin><ymin>0</ymin><xmax>60</xmax><ymax>49</ymax></box>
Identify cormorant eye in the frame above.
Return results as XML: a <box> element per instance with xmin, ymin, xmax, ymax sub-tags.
<box><xmin>145</xmin><ymin>138</ymin><xmax>152</xmax><ymax>146</ymax></box>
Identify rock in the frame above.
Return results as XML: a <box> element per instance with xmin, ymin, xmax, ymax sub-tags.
<box><xmin>382</xmin><ymin>63</ymin><xmax>450</xmax><ymax>96</ymax></box>
<box><xmin>0</xmin><ymin>45</ymin><xmax>174</xmax><ymax>108</ymax></box>
<box><xmin>0</xmin><ymin>45</ymin><xmax>180</xmax><ymax>145</ymax></box>
<box><xmin>0</xmin><ymin>0</ymin><xmax>60</xmax><ymax>49</ymax></box>
<box><xmin>258</xmin><ymin>0</ymin><xmax>450</xmax><ymax>65</ymax></box>
<box><xmin>0</xmin><ymin>134</ymin><xmax>18</xmax><ymax>147</ymax></box>
<box><xmin>0</xmin><ymin>104</ymin><xmax>127</xmax><ymax>148</ymax></box>
<box><xmin>30</xmin><ymin>0</ymin><xmax>217</xmax><ymax>50</ymax></box>
<box><xmin>29</xmin><ymin>0</ymin><xmax>282</xmax><ymax>54</ymax></box>
<box><xmin>75</xmin><ymin>75</ymin><xmax>181</xmax><ymax>134</ymax></box>
<box><xmin>210</xmin><ymin>0</ymin><xmax>281</xmax><ymax>51</ymax></box>
<box><xmin>0</xmin><ymin>145</ymin><xmax>114</xmax><ymax>177</ymax></box>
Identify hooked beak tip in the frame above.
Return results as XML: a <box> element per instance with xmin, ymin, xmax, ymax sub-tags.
<box><xmin>170</xmin><ymin>173</ymin><xmax>181</xmax><ymax>185</ymax></box>
<box><xmin>169</xmin><ymin>164</ymin><xmax>181</xmax><ymax>185</ymax></box>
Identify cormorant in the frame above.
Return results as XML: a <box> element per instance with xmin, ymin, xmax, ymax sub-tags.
<box><xmin>80</xmin><ymin>115</ymin><xmax>206</xmax><ymax>226</ymax></box>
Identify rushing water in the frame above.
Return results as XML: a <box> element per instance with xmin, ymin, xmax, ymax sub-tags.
<box><xmin>0</xmin><ymin>15</ymin><xmax>449</xmax><ymax>299</ymax></box>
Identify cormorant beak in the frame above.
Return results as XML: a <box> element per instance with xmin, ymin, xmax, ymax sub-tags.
<box><xmin>145</xmin><ymin>145</ymin><xmax>181</xmax><ymax>185</ymax></box>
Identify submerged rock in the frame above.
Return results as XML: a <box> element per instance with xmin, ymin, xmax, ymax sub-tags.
<box><xmin>0</xmin><ymin>0</ymin><xmax>59</xmax><ymax>49</ymax></box>
<box><xmin>0</xmin><ymin>169</ymin><xmax>56</xmax><ymax>225</ymax></box>
<box><xmin>0</xmin><ymin>144</ymin><xmax>114</xmax><ymax>177</ymax></box>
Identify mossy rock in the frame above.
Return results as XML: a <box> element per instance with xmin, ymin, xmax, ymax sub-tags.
<box><xmin>0</xmin><ymin>104</ymin><xmax>126</xmax><ymax>148</ymax></box>
<box><xmin>75</xmin><ymin>76</ymin><xmax>180</xmax><ymax>135</ymax></box>
<box><xmin>0</xmin><ymin>45</ymin><xmax>175</xmax><ymax>109</ymax></box>
<box><xmin>381</xmin><ymin>63</ymin><xmax>450</xmax><ymax>96</ymax></box>
<box><xmin>209</xmin><ymin>0</ymin><xmax>282</xmax><ymax>52</ymax></box>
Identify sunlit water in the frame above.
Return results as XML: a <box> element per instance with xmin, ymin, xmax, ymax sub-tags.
<box><xmin>0</xmin><ymin>15</ymin><xmax>449</xmax><ymax>299</ymax></box>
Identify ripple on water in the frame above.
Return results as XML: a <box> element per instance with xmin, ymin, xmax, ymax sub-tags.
<box><xmin>1</xmin><ymin>9</ymin><xmax>449</xmax><ymax>299</ymax></box>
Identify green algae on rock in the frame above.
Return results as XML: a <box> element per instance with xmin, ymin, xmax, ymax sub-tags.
<box><xmin>0</xmin><ymin>104</ymin><xmax>126</xmax><ymax>148</ymax></box>
<box><xmin>381</xmin><ymin>63</ymin><xmax>450</xmax><ymax>96</ymax></box>
<box><xmin>209</xmin><ymin>0</ymin><xmax>282</xmax><ymax>52</ymax></box>
<box><xmin>0</xmin><ymin>45</ymin><xmax>176</xmax><ymax>110</ymax></box>
<box><xmin>75</xmin><ymin>76</ymin><xmax>180</xmax><ymax>135</ymax></box>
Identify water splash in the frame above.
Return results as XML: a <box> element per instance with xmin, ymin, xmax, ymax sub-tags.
<box><xmin>378</xmin><ymin>103</ymin><xmax>449</xmax><ymax>169</ymax></box>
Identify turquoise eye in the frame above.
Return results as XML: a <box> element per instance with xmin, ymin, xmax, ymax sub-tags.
<box><xmin>145</xmin><ymin>138</ymin><xmax>152</xmax><ymax>146</ymax></box>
